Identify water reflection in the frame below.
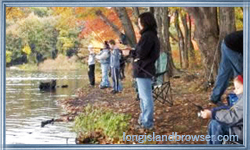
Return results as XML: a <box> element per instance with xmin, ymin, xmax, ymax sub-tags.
<box><xmin>6</xmin><ymin>69</ymin><xmax>87</xmax><ymax>144</ymax></box>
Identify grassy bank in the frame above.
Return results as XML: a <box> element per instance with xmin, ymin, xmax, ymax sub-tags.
<box><xmin>7</xmin><ymin>54</ymin><xmax>99</xmax><ymax>72</ymax></box>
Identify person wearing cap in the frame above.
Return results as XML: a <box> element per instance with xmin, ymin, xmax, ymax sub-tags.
<box><xmin>210</xmin><ymin>30</ymin><xmax>243</xmax><ymax>106</ymax></box>
<box><xmin>87</xmin><ymin>45</ymin><xmax>96</xmax><ymax>87</ymax></box>
<box><xmin>201</xmin><ymin>75</ymin><xmax>243</xmax><ymax>144</ymax></box>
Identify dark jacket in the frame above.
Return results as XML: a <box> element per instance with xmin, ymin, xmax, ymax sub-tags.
<box><xmin>224</xmin><ymin>30</ymin><xmax>243</xmax><ymax>54</ymax></box>
<box><xmin>211</xmin><ymin>96</ymin><xmax>243</xmax><ymax>143</ymax></box>
<box><xmin>130</xmin><ymin>27</ymin><xmax>160</xmax><ymax>78</ymax></box>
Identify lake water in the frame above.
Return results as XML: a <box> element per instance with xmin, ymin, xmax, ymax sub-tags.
<box><xmin>5</xmin><ymin>69</ymin><xmax>87</xmax><ymax>144</ymax></box>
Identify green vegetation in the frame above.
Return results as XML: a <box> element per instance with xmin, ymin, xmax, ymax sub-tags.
<box><xmin>6</xmin><ymin>8</ymin><xmax>81</xmax><ymax>66</ymax></box>
<box><xmin>74</xmin><ymin>104</ymin><xmax>131</xmax><ymax>140</ymax></box>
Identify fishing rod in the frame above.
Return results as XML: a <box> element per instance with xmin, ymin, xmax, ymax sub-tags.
<box><xmin>78</xmin><ymin>47</ymin><xmax>130</xmax><ymax>51</ymax></box>
<box><xmin>184</xmin><ymin>98</ymin><xmax>204</xmax><ymax>118</ymax></box>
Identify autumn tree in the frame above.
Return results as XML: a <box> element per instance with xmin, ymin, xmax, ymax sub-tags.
<box><xmin>174</xmin><ymin>10</ymin><xmax>185</xmax><ymax>68</ymax></box>
<box><xmin>154</xmin><ymin>7</ymin><xmax>179</xmax><ymax>77</ymax></box>
<box><xmin>212</xmin><ymin>7</ymin><xmax>236</xmax><ymax>78</ymax></box>
<box><xmin>114</xmin><ymin>7</ymin><xmax>137</xmax><ymax>47</ymax></box>
<box><xmin>75</xmin><ymin>7</ymin><xmax>123</xmax><ymax>44</ymax></box>
<box><xmin>184</xmin><ymin>7</ymin><xmax>238</xmax><ymax>83</ymax></box>
<box><xmin>184</xmin><ymin>7</ymin><xmax>220</xmax><ymax>80</ymax></box>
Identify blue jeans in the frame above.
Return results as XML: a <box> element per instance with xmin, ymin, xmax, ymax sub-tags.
<box><xmin>211</xmin><ymin>41</ymin><xmax>243</xmax><ymax>103</ymax></box>
<box><xmin>100</xmin><ymin>63</ymin><xmax>110</xmax><ymax>87</ymax></box>
<box><xmin>208</xmin><ymin>119</ymin><xmax>230</xmax><ymax>144</ymax></box>
<box><xmin>111</xmin><ymin>67</ymin><xmax>122</xmax><ymax>92</ymax></box>
<box><xmin>136</xmin><ymin>78</ymin><xmax>154</xmax><ymax>128</ymax></box>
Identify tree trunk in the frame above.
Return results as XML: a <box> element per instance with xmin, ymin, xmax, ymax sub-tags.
<box><xmin>114</xmin><ymin>7</ymin><xmax>137</xmax><ymax>47</ymax></box>
<box><xmin>95</xmin><ymin>10</ymin><xmax>122</xmax><ymax>37</ymax></box>
<box><xmin>132</xmin><ymin>7</ymin><xmax>140</xmax><ymax>29</ymax></box>
<box><xmin>212</xmin><ymin>8</ymin><xmax>236</xmax><ymax>80</ymax></box>
<box><xmin>154</xmin><ymin>7</ymin><xmax>178</xmax><ymax>77</ymax></box>
<box><xmin>169</xmin><ymin>32</ymin><xmax>179</xmax><ymax>42</ymax></box>
<box><xmin>174</xmin><ymin>10</ymin><xmax>185</xmax><ymax>68</ymax></box>
<box><xmin>187</xmin><ymin>14</ymin><xmax>197</xmax><ymax>68</ymax></box>
<box><xmin>181</xmin><ymin>13</ymin><xmax>189</xmax><ymax>68</ymax></box>
<box><xmin>149</xmin><ymin>7</ymin><xmax>154</xmax><ymax>14</ymax></box>
<box><xmin>184</xmin><ymin>7</ymin><xmax>219</xmax><ymax>79</ymax></box>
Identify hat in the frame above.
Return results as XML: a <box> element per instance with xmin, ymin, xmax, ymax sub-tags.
<box><xmin>237</xmin><ymin>75</ymin><xmax>243</xmax><ymax>84</ymax></box>
<box><xmin>88</xmin><ymin>44</ymin><xmax>93</xmax><ymax>50</ymax></box>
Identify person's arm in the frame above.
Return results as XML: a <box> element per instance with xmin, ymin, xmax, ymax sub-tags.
<box><xmin>96</xmin><ymin>51</ymin><xmax>109</xmax><ymax>60</ymax></box>
<box><xmin>212</xmin><ymin>98</ymin><xmax>243</xmax><ymax>126</ymax></box>
<box><xmin>201</xmin><ymin>106</ymin><xmax>232</xmax><ymax>119</ymax></box>
<box><xmin>201</xmin><ymin>109</ymin><xmax>212</xmax><ymax>119</ymax></box>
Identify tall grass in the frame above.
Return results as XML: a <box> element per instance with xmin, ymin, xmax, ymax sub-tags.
<box><xmin>38</xmin><ymin>54</ymin><xmax>85</xmax><ymax>71</ymax></box>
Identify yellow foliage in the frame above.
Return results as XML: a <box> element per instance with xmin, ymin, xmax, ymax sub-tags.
<box><xmin>6</xmin><ymin>51</ymin><xmax>12</xmax><ymax>63</ymax></box>
<box><xmin>6</xmin><ymin>7</ymin><xmax>24</xmax><ymax>20</ymax></box>
<box><xmin>22</xmin><ymin>45</ymin><xmax>31</xmax><ymax>55</ymax></box>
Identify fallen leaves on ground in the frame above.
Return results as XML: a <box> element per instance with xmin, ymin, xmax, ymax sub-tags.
<box><xmin>57</xmin><ymin>69</ymin><xmax>233</xmax><ymax>144</ymax></box>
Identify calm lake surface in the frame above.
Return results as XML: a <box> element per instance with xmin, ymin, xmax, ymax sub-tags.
<box><xmin>6</xmin><ymin>69</ymin><xmax>87</xmax><ymax>144</ymax></box>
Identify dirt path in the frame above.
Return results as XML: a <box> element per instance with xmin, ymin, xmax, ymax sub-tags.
<box><xmin>58</xmin><ymin>72</ymin><xmax>234</xmax><ymax>144</ymax></box>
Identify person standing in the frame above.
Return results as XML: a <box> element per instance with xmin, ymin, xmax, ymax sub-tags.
<box><xmin>109</xmin><ymin>39</ymin><xmax>123</xmax><ymax>94</ymax></box>
<box><xmin>210</xmin><ymin>30</ymin><xmax>243</xmax><ymax>106</ymax></box>
<box><xmin>87</xmin><ymin>45</ymin><xmax>96</xmax><ymax>87</ymax></box>
<box><xmin>126</xmin><ymin>12</ymin><xmax>160</xmax><ymax>129</ymax></box>
<box><xmin>96</xmin><ymin>41</ymin><xmax>111</xmax><ymax>89</ymax></box>
<box><xmin>119</xmin><ymin>49</ymin><xmax>126</xmax><ymax>80</ymax></box>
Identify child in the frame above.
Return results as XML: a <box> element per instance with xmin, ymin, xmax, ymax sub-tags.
<box><xmin>108</xmin><ymin>39</ymin><xmax>122</xmax><ymax>94</ymax></box>
<box><xmin>87</xmin><ymin>45</ymin><xmax>95</xmax><ymax>87</ymax></box>
<box><xmin>201</xmin><ymin>75</ymin><xmax>243</xmax><ymax>144</ymax></box>
<box><xmin>96</xmin><ymin>41</ymin><xmax>111</xmax><ymax>89</ymax></box>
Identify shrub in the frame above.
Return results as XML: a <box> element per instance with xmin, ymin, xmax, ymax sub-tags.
<box><xmin>74</xmin><ymin>104</ymin><xmax>131</xmax><ymax>140</ymax></box>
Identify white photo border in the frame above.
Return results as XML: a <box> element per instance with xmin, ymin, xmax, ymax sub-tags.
<box><xmin>1</xmin><ymin>0</ymin><xmax>250</xmax><ymax>149</ymax></box>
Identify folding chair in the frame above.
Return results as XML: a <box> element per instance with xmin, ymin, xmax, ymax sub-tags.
<box><xmin>133</xmin><ymin>52</ymin><xmax>173</xmax><ymax>106</ymax></box>
<box><xmin>152</xmin><ymin>52</ymin><xmax>173</xmax><ymax>106</ymax></box>
<box><xmin>222</xmin><ymin>128</ymin><xmax>242</xmax><ymax>144</ymax></box>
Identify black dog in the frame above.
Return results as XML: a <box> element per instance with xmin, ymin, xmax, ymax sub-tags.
<box><xmin>39</xmin><ymin>80</ymin><xmax>56</xmax><ymax>91</ymax></box>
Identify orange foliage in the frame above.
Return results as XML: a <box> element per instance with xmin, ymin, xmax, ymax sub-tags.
<box><xmin>51</xmin><ymin>7</ymin><xmax>140</xmax><ymax>44</ymax></box>
<box><xmin>192</xmin><ymin>40</ymin><xmax>199</xmax><ymax>51</ymax></box>
<box><xmin>76</xmin><ymin>7</ymin><xmax>123</xmax><ymax>42</ymax></box>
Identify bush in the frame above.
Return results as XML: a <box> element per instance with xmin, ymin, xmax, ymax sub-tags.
<box><xmin>74</xmin><ymin>104</ymin><xmax>131</xmax><ymax>140</ymax></box>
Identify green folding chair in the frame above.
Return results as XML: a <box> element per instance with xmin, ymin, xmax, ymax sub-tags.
<box><xmin>152</xmin><ymin>52</ymin><xmax>173</xmax><ymax>106</ymax></box>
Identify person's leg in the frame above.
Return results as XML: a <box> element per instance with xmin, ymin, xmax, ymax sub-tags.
<box><xmin>120</xmin><ymin>64</ymin><xmax>125</xmax><ymax>79</ymax></box>
<box><xmin>111</xmin><ymin>68</ymin><xmax>116</xmax><ymax>91</ymax></box>
<box><xmin>100</xmin><ymin>64</ymin><xmax>105</xmax><ymax>87</ymax></box>
<box><xmin>88</xmin><ymin>65</ymin><xmax>92</xmax><ymax>85</ymax></box>
<box><xmin>114</xmin><ymin>67</ymin><xmax>119</xmax><ymax>91</ymax></box>
<box><xmin>116</xmin><ymin>68</ymin><xmax>122</xmax><ymax>91</ymax></box>
<box><xmin>92</xmin><ymin>64</ymin><xmax>95</xmax><ymax>85</ymax></box>
<box><xmin>89</xmin><ymin>64</ymin><xmax>95</xmax><ymax>86</ymax></box>
<box><xmin>136</xmin><ymin>78</ymin><xmax>154</xmax><ymax>129</ymax></box>
<box><xmin>100</xmin><ymin>63</ymin><xmax>110</xmax><ymax>87</ymax></box>
<box><xmin>104</xmin><ymin>64</ymin><xmax>110</xmax><ymax>87</ymax></box>
<box><xmin>208</xmin><ymin>119</ymin><xmax>230</xmax><ymax>144</ymax></box>
<box><xmin>223</xmin><ymin>44</ymin><xmax>243</xmax><ymax>78</ymax></box>
<box><xmin>211</xmin><ymin>42</ymin><xmax>234</xmax><ymax>104</ymax></box>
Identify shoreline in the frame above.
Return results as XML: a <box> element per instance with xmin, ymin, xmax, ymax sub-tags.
<box><xmin>56</xmin><ymin>71</ymin><xmax>217</xmax><ymax>144</ymax></box>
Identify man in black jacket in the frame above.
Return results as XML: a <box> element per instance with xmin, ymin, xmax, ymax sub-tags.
<box><xmin>210</xmin><ymin>30</ymin><xmax>243</xmax><ymax>106</ymax></box>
